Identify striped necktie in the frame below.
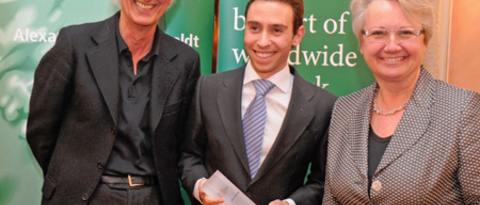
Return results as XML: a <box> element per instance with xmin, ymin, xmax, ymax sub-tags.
<box><xmin>243</xmin><ymin>79</ymin><xmax>275</xmax><ymax>179</ymax></box>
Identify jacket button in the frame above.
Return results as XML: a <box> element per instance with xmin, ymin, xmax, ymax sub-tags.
<box><xmin>111</xmin><ymin>127</ymin><xmax>116</xmax><ymax>134</ymax></box>
<box><xmin>81</xmin><ymin>193</ymin><xmax>89</xmax><ymax>201</ymax></box>
<box><xmin>372</xmin><ymin>180</ymin><xmax>383</xmax><ymax>192</ymax></box>
<box><xmin>97</xmin><ymin>163</ymin><xmax>103</xmax><ymax>170</ymax></box>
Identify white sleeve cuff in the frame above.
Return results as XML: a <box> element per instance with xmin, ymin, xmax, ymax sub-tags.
<box><xmin>193</xmin><ymin>178</ymin><xmax>206</xmax><ymax>204</ymax></box>
<box><xmin>285</xmin><ymin>198</ymin><xmax>296</xmax><ymax>205</ymax></box>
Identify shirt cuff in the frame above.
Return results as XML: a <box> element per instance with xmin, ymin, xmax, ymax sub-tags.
<box><xmin>193</xmin><ymin>178</ymin><xmax>206</xmax><ymax>204</ymax></box>
<box><xmin>285</xmin><ymin>198</ymin><xmax>296</xmax><ymax>205</ymax></box>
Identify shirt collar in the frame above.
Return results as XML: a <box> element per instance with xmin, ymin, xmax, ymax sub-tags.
<box><xmin>243</xmin><ymin>61</ymin><xmax>292</xmax><ymax>93</ymax></box>
<box><xmin>115</xmin><ymin>13</ymin><xmax>161</xmax><ymax>59</ymax></box>
<box><xmin>115</xmin><ymin>13</ymin><xmax>128</xmax><ymax>55</ymax></box>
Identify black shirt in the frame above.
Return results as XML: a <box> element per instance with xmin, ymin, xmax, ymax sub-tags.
<box><xmin>368</xmin><ymin>126</ymin><xmax>391</xmax><ymax>195</ymax></box>
<box><xmin>103</xmin><ymin>14</ymin><xmax>161</xmax><ymax>176</ymax></box>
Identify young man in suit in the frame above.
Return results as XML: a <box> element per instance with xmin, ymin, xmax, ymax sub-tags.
<box><xmin>26</xmin><ymin>0</ymin><xmax>200</xmax><ymax>204</ymax></box>
<box><xmin>179</xmin><ymin>0</ymin><xmax>337</xmax><ymax>204</ymax></box>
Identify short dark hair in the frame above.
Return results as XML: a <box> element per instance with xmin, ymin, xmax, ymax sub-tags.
<box><xmin>245</xmin><ymin>0</ymin><xmax>304</xmax><ymax>34</ymax></box>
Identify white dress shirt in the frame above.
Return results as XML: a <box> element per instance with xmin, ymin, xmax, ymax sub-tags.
<box><xmin>194</xmin><ymin>61</ymin><xmax>296</xmax><ymax>205</ymax></box>
<box><xmin>241</xmin><ymin>61</ymin><xmax>293</xmax><ymax>165</ymax></box>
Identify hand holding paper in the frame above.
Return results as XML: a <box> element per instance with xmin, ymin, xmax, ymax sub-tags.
<box><xmin>198</xmin><ymin>178</ymin><xmax>225</xmax><ymax>205</ymax></box>
<box><xmin>200</xmin><ymin>171</ymin><xmax>256</xmax><ymax>205</ymax></box>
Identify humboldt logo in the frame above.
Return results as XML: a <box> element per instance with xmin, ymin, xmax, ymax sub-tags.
<box><xmin>13</xmin><ymin>28</ymin><xmax>57</xmax><ymax>43</ymax></box>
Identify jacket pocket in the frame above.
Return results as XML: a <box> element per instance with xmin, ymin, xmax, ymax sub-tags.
<box><xmin>42</xmin><ymin>175</ymin><xmax>56</xmax><ymax>199</ymax></box>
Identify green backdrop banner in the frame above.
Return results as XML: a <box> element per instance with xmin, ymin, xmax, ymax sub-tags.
<box><xmin>0</xmin><ymin>0</ymin><xmax>213</xmax><ymax>204</ymax></box>
<box><xmin>217</xmin><ymin>0</ymin><xmax>374</xmax><ymax>96</ymax></box>
<box><xmin>164</xmin><ymin>0</ymin><xmax>214</xmax><ymax>75</ymax></box>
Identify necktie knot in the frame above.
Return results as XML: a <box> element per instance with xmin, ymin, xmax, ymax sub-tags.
<box><xmin>253</xmin><ymin>80</ymin><xmax>275</xmax><ymax>97</ymax></box>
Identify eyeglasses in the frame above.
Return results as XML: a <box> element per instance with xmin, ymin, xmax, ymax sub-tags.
<box><xmin>362</xmin><ymin>28</ymin><xmax>424</xmax><ymax>43</ymax></box>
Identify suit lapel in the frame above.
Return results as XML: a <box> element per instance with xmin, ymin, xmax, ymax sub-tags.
<box><xmin>86</xmin><ymin>14</ymin><xmax>119</xmax><ymax>125</ymax></box>
<box><xmin>349</xmin><ymin>84</ymin><xmax>376</xmax><ymax>180</ymax></box>
<box><xmin>150</xmin><ymin>31</ymin><xmax>180</xmax><ymax>132</ymax></box>
<box><xmin>251</xmin><ymin>68</ymin><xmax>314</xmax><ymax>184</ymax></box>
<box><xmin>216</xmin><ymin>67</ymin><xmax>250</xmax><ymax>175</ymax></box>
<box><xmin>376</xmin><ymin>69</ymin><xmax>434</xmax><ymax>173</ymax></box>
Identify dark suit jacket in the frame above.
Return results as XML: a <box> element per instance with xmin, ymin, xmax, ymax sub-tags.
<box><xmin>27</xmin><ymin>13</ymin><xmax>200</xmax><ymax>205</ymax></box>
<box><xmin>179</xmin><ymin>65</ymin><xmax>337</xmax><ymax>205</ymax></box>
<box><xmin>323</xmin><ymin>68</ymin><xmax>480</xmax><ymax>204</ymax></box>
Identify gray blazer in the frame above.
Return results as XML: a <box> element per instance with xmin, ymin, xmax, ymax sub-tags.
<box><xmin>179</xmin><ymin>65</ymin><xmax>337</xmax><ymax>205</ymax></box>
<box><xmin>27</xmin><ymin>13</ymin><xmax>200</xmax><ymax>205</ymax></box>
<box><xmin>323</xmin><ymin>68</ymin><xmax>480</xmax><ymax>204</ymax></box>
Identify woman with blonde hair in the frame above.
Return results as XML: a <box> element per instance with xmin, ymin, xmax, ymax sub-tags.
<box><xmin>322</xmin><ymin>0</ymin><xmax>480</xmax><ymax>204</ymax></box>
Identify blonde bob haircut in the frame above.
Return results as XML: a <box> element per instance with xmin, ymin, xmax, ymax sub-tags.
<box><xmin>350</xmin><ymin>0</ymin><xmax>434</xmax><ymax>45</ymax></box>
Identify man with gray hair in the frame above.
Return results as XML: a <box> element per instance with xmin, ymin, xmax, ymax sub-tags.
<box><xmin>27</xmin><ymin>0</ymin><xmax>199</xmax><ymax>204</ymax></box>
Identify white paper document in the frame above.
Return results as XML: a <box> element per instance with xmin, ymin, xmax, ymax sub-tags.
<box><xmin>201</xmin><ymin>170</ymin><xmax>256</xmax><ymax>205</ymax></box>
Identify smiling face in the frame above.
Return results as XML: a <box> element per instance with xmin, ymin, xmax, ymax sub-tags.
<box><xmin>244</xmin><ymin>0</ymin><xmax>305</xmax><ymax>79</ymax></box>
<box><xmin>360</xmin><ymin>0</ymin><xmax>427</xmax><ymax>83</ymax></box>
<box><xmin>120</xmin><ymin>0</ymin><xmax>171</xmax><ymax>29</ymax></box>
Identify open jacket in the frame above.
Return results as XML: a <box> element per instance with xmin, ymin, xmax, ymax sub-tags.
<box><xmin>179</xmin><ymin>65</ymin><xmax>337</xmax><ymax>205</ymax></box>
<box><xmin>27</xmin><ymin>13</ymin><xmax>200</xmax><ymax>204</ymax></box>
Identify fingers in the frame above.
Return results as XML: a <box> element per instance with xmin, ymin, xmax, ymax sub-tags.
<box><xmin>268</xmin><ymin>199</ymin><xmax>288</xmax><ymax>205</ymax></box>
<box><xmin>202</xmin><ymin>194</ymin><xmax>225</xmax><ymax>205</ymax></box>
<box><xmin>198</xmin><ymin>178</ymin><xmax>225</xmax><ymax>205</ymax></box>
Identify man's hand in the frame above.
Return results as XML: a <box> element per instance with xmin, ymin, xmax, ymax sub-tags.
<box><xmin>269</xmin><ymin>199</ymin><xmax>289</xmax><ymax>205</ymax></box>
<box><xmin>198</xmin><ymin>178</ymin><xmax>225</xmax><ymax>205</ymax></box>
